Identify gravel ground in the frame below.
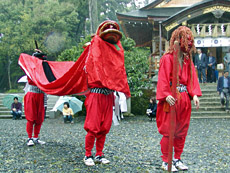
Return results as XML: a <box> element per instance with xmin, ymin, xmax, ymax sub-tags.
<box><xmin>0</xmin><ymin>116</ymin><xmax>230</xmax><ymax>173</ymax></box>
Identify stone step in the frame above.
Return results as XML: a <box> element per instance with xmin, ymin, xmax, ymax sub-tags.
<box><xmin>0</xmin><ymin>94</ymin><xmax>24</xmax><ymax>96</ymax></box>
<box><xmin>200</xmin><ymin>87</ymin><xmax>217</xmax><ymax>89</ymax></box>
<box><xmin>0</xmin><ymin>111</ymin><xmax>14</xmax><ymax>115</ymax></box>
<box><xmin>193</xmin><ymin>104</ymin><xmax>221</xmax><ymax>108</ymax></box>
<box><xmin>200</xmin><ymin>90</ymin><xmax>217</xmax><ymax>93</ymax></box>
<box><xmin>0</xmin><ymin>107</ymin><xmax>10</xmax><ymax>111</ymax></box>
<box><xmin>191</xmin><ymin>116</ymin><xmax>230</xmax><ymax>119</ymax></box>
<box><xmin>191</xmin><ymin>111</ymin><xmax>229</xmax><ymax>116</ymax></box>
<box><xmin>0</xmin><ymin>93</ymin><xmax>59</xmax><ymax>119</ymax></box>
<box><xmin>199</xmin><ymin>98</ymin><xmax>220</xmax><ymax>101</ymax></box>
<box><xmin>0</xmin><ymin>114</ymin><xmax>49</xmax><ymax>119</ymax></box>
<box><xmin>192</xmin><ymin>107</ymin><xmax>224</xmax><ymax>111</ymax></box>
<box><xmin>201</xmin><ymin>93</ymin><xmax>218</xmax><ymax>96</ymax></box>
<box><xmin>184</xmin><ymin>101</ymin><xmax>219</xmax><ymax>104</ymax></box>
<box><xmin>0</xmin><ymin>105</ymin><xmax>54</xmax><ymax>111</ymax></box>
<box><xmin>0</xmin><ymin>108</ymin><xmax>54</xmax><ymax>113</ymax></box>
<box><xmin>200</xmin><ymin>84</ymin><xmax>217</xmax><ymax>87</ymax></box>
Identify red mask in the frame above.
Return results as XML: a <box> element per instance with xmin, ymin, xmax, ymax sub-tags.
<box><xmin>180</xmin><ymin>34</ymin><xmax>194</xmax><ymax>53</ymax></box>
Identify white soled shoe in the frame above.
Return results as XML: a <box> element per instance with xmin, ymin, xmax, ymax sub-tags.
<box><xmin>83</xmin><ymin>156</ymin><xmax>95</xmax><ymax>166</ymax></box>
<box><xmin>27</xmin><ymin>138</ymin><xmax>35</xmax><ymax>146</ymax></box>
<box><xmin>94</xmin><ymin>155</ymin><xmax>110</xmax><ymax>164</ymax></box>
<box><xmin>173</xmin><ymin>159</ymin><xmax>188</xmax><ymax>171</ymax></box>
<box><xmin>33</xmin><ymin>138</ymin><xmax>46</xmax><ymax>145</ymax></box>
<box><xmin>161</xmin><ymin>162</ymin><xmax>178</xmax><ymax>172</ymax></box>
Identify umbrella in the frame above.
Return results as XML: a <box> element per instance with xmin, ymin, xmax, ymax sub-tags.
<box><xmin>51</xmin><ymin>96</ymin><xmax>83</xmax><ymax>114</ymax></box>
<box><xmin>17</xmin><ymin>75</ymin><xmax>29</xmax><ymax>93</ymax></box>
<box><xmin>18</xmin><ymin>75</ymin><xmax>27</xmax><ymax>83</ymax></box>
<box><xmin>3</xmin><ymin>94</ymin><xmax>23</xmax><ymax>109</ymax></box>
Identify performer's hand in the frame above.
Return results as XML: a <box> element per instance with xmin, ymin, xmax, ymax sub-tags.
<box><xmin>193</xmin><ymin>95</ymin><xmax>199</xmax><ymax>110</ymax></box>
<box><xmin>166</xmin><ymin>95</ymin><xmax>176</xmax><ymax>106</ymax></box>
<box><xmin>35</xmin><ymin>49</ymin><xmax>42</xmax><ymax>53</ymax></box>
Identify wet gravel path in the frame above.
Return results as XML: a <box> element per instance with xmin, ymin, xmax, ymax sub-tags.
<box><xmin>0</xmin><ymin>116</ymin><xmax>229</xmax><ymax>172</ymax></box>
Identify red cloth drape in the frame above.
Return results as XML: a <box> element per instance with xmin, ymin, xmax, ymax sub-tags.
<box><xmin>18</xmin><ymin>35</ymin><xmax>130</xmax><ymax>97</ymax></box>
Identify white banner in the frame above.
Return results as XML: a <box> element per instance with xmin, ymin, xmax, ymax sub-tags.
<box><xmin>195</xmin><ymin>37</ymin><xmax>230</xmax><ymax>47</ymax></box>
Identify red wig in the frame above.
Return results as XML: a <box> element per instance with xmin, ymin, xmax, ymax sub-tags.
<box><xmin>169</xmin><ymin>26</ymin><xmax>196</xmax><ymax>56</ymax></box>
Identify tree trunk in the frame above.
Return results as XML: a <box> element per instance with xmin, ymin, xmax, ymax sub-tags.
<box><xmin>89</xmin><ymin>0</ymin><xmax>98</xmax><ymax>34</ymax></box>
<box><xmin>8</xmin><ymin>58</ymin><xmax>12</xmax><ymax>90</ymax></box>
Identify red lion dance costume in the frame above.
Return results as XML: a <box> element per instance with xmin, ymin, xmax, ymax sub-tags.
<box><xmin>156</xmin><ymin>26</ymin><xmax>202</xmax><ymax>171</ymax></box>
<box><xmin>18</xmin><ymin>20</ymin><xmax>130</xmax><ymax>165</ymax></box>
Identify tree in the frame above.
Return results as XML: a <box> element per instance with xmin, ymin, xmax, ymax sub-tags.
<box><xmin>0</xmin><ymin>0</ymin><xmax>139</xmax><ymax>91</ymax></box>
<box><xmin>0</xmin><ymin>0</ymin><xmax>88</xmax><ymax>91</ymax></box>
<box><xmin>97</xmin><ymin>0</ymin><xmax>136</xmax><ymax>23</ymax></box>
<box><xmin>85</xmin><ymin>0</ymin><xmax>137</xmax><ymax>34</ymax></box>
<box><xmin>89</xmin><ymin>0</ymin><xmax>98</xmax><ymax>34</ymax></box>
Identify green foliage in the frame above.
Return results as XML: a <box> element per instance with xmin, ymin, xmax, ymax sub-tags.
<box><xmin>98</xmin><ymin>0</ymin><xmax>136</xmax><ymax>23</ymax></box>
<box><xmin>131</xmin><ymin>89</ymin><xmax>154</xmax><ymax>115</ymax></box>
<box><xmin>121</xmin><ymin>37</ymin><xmax>136</xmax><ymax>51</ymax></box>
<box><xmin>0</xmin><ymin>0</ymin><xmax>88</xmax><ymax>91</ymax></box>
<box><xmin>0</xmin><ymin>0</ymin><xmax>138</xmax><ymax>91</ymax></box>
<box><xmin>121</xmin><ymin>38</ymin><xmax>151</xmax><ymax>97</ymax></box>
<box><xmin>57</xmin><ymin>35</ymin><xmax>92</xmax><ymax>61</ymax></box>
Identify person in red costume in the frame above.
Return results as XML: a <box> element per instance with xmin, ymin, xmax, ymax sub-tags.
<box><xmin>83</xmin><ymin>21</ymin><xmax>131</xmax><ymax>166</ymax></box>
<box><xmin>156</xmin><ymin>26</ymin><xmax>202</xmax><ymax>171</ymax></box>
<box><xmin>18</xmin><ymin>20</ymin><xmax>130</xmax><ymax>165</ymax></box>
<box><xmin>24</xmin><ymin>49</ymin><xmax>46</xmax><ymax>146</ymax></box>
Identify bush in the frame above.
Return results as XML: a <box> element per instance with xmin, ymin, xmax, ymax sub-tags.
<box><xmin>131</xmin><ymin>89</ymin><xmax>155</xmax><ymax>115</ymax></box>
<box><xmin>74</xmin><ymin>95</ymin><xmax>86</xmax><ymax>117</ymax></box>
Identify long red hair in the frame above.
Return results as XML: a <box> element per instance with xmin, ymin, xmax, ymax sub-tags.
<box><xmin>168</xmin><ymin>26</ymin><xmax>196</xmax><ymax>89</ymax></box>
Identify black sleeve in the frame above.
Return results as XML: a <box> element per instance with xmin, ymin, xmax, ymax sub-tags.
<box><xmin>152</xmin><ymin>104</ymin><xmax>157</xmax><ymax>113</ymax></box>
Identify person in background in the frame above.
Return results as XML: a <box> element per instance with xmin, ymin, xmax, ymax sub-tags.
<box><xmin>195</xmin><ymin>48</ymin><xmax>208</xmax><ymax>83</ymax></box>
<box><xmin>11</xmin><ymin>97</ymin><xmax>22</xmax><ymax>120</ymax></box>
<box><xmin>224</xmin><ymin>48</ymin><xmax>230</xmax><ymax>76</ymax></box>
<box><xmin>207</xmin><ymin>52</ymin><xmax>216</xmax><ymax>83</ymax></box>
<box><xmin>217</xmin><ymin>70</ymin><xmax>230</xmax><ymax>113</ymax></box>
<box><xmin>62</xmin><ymin>102</ymin><xmax>74</xmax><ymax>124</ymax></box>
<box><xmin>146</xmin><ymin>97</ymin><xmax>157</xmax><ymax>121</ymax></box>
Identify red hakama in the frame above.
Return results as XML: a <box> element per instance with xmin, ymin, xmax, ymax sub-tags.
<box><xmin>24</xmin><ymin>78</ymin><xmax>45</xmax><ymax>139</ymax></box>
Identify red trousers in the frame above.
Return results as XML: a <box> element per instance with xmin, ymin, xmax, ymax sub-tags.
<box><xmin>156</xmin><ymin>92</ymin><xmax>191</xmax><ymax>162</ymax></box>
<box><xmin>24</xmin><ymin>92</ymin><xmax>44</xmax><ymax>138</ymax></box>
<box><xmin>84</xmin><ymin>93</ymin><xmax>114</xmax><ymax>156</ymax></box>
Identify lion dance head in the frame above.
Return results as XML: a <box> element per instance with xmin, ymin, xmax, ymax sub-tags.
<box><xmin>96</xmin><ymin>20</ymin><xmax>122</xmax><ymax>44</ymax></box>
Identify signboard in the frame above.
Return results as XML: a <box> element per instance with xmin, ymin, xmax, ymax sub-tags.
<box><xmin>195</xmin><ymin>37</ymin><xmax>230</xmax><ymax>47</ymax></box>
